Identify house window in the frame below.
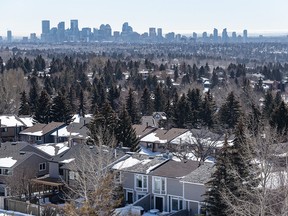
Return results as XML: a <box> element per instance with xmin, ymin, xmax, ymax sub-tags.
<box><xmin>69</xmin><ymin>171</ymin><xmax>79</xmax><ymax>180</ymax></box>
<box><xmin>153</xmin><ymin>177</ymin><xmax>166</xmax><ymax>195</ymax></box>
<box><xmin>0</xmin><ymin>168</ymin><xmax>12</xmax><ymax>175</ymax></box>
<box><xmin>171</xmin><ymin>196</ymin><xmax>183</xmax><ymax>212</ymax></box>
<box><xmin>135</xmin><ymin>174</ymin><xmax>148</xmax><ymax>192</ymax></box>
<box><xmin>36</xmin><ymin>136</ymin><xmax>42</xmax><ymax>141</ymax></box>
<box><xmin>39</xmin><ymin>163</ymin><xmax>46</xmax><ymax>171</ymax></box>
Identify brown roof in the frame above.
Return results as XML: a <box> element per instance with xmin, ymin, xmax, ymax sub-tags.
<box><xmin>20</xmin><ymin>122</ymin><xmax>65</xmax><ymax>136</ymax></box>
<box><xmin>141</xmin><ymin>128</ymin><xmax>189</xmax><ymax>143</ymax></box>
<box><xmin>150</xmin><ymin>160</ymin><xmax>200</xmax><ymax>178</ymax></box>
<box><xmin>132</xmin><ymin>124</ymin><xmax>157</xmax><ymax>138</ymax></box>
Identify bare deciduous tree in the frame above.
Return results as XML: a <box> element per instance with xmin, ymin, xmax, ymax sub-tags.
<box><xmin>63</xmin><ymin>129</ymin><xmax>123</xmax><ymax>216</ymax></box>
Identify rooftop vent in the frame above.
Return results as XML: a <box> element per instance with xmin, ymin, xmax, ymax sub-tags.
<box><xmin>19</xmin><ymin>151</ymin><xmax>26</xmax><ymax>155</ymax></box>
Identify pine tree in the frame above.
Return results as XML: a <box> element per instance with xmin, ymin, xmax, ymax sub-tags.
<box><xmin>33</xmin><ymin>90</ymin><xmax>51</xmax><ymax>124</ymax></box>
<box><xmin>18</xmin><ymin>91</ymin><xmax>31</xmax><ymax>116</ymax></box>
<box><xmin>140</xmin><ymin>87</ymin><xmax>153</xmax><ymax>115</ymax></box>
<box><xmin>126</xmin><ymin>88</ymin><xmax>140</xmax><ymax>124</ymax></box>
<box><xmin>50</xmin><ymin>91</ymin><xmax>73</xmax><ymax>124</ymax></box>
<box><xmin>115</xmin><ymin>106</ymin><xmax>139</xmax><ymax>152</ymax></box>
<box><xmin>219</xmin><ymin>92</ymin><xmax>242</xmax><ymax>129</ymax></box>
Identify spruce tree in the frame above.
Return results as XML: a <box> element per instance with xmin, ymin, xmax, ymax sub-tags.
<box><xmin>187</xmin><ymin>88</ymin><xmax>202</xmax><ymax>128</ymax></box>
<box><xmin>219</xmin><ymin>92</ymin><xmax>242</xmax><ymax>129</ymax></box>
<box><xmin>126</xmin><ymin>88</ymin><xmax>140</xmax><ymax>124</ymax></box>
<box><xmin>18</xmin><ymin>91</ymin><xmax>31</xmax><ymax>116</ymax></box>
<box><xmin>140</xmin><ymin>87</ymin><xmax>153</xmax><ymax>116</ymax></box>
<box><xmin>115</xmin><ymin>106</ymin><xmax>139</xmax><ymax>152</ymax></box>
<box><xmin>270</xmin><ymin>101</ymin><xmax>288</xmax><ymax>133</ymax></box>
<box><xmin>29</xmin><ymin>76</ymin><xmax>40</xmax><ymax>113</ymax></box>
<box><xmin>50</xmin><ymin>91</ymin><xmax>73</xmax><ymax>124</ymax></box>
<box><xmin>33</xmin><ymin>90</ymin><xmax>51</xmax><ymax>124</ymax></box>
<box><xmin>154</xmin><ymin>85</ymin><xmax>165</xmax><ymax>112</ymax></box>
<box><xmin>200</xmin><ymin>94</ymin><xmax>216</xmax><ymax>128</ymax></box>
<box><xmin>78</xmin><ymin>89</ymin><xmax>87</xmax><ymax>117</ymax></box>
<box><xmin>262</xmin><ymin>90</ymin><xmax>274</xmax><ymax>119</ymax></box>
<box><xmin>205</xmin><ymin>136</ymin><xmax>233</xmax><ymax>216</ymax></box>
<box><xmin>173</xmin><ymin>94</ymin><xmax>191</xmax><ymax>128</ymax></box>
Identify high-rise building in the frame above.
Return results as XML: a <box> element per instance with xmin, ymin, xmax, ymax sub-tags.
<box><xmin>213</xmin><ymin>28</ymin><xmax>218</xmax><ymax>43</ymax></box>
<box><xmin>70</xmin><ymin>20</ymin><xmax>79</xmax><ymax>32</ymax></box>
<box><xmin>243</xmin><ymin>29</ymin><xmax>248</xmax><ymax>42</ymax></box>
<box><xmin>7</xmin><ymin>30</ymin><xmax>12</xmax><ymax>42</ymax></box>
<box><xmin>30</xmin><ymin>33</ymin><xmax>37</xmax><ymax>42</ymax></box>
<box><xmin>157</xmin><ymin>28</ymin><xmax>163</xmax><ymax>38</ymax></box>
<box><xmin>57</xmin><ymin>21</ymin><xmax>65</xmax><ymax>42</ymax></box>
<box><xmin>232</xmin><ymin>31</ymin><xmax>237</xmax><ymax>42</ymax></box>
<box><xmin>149</xmin><ymin>28</ymin><xmax>156</xmax><ymax>38</ymax></box>
<box><xmin>222</xmin><ymin>28</ymin><xmax>228</xmax><ymax>43</ymax></box>
<box><xmin>70</xmin><ymin>19</ymin><xmax>79</xmax><ymax>41</ymax></box>
<box><xmin>42</xmin><ymin>20</ymin><xmax>50</xmax><ymax>35</ymax></box>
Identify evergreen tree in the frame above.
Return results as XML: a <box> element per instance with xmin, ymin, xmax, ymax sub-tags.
<box><xmin>173</xmin><ymin>94</ymin><xmax>191</xmax><ymax>128</ymax></box>
<box><xmin>140</xmin><ymin>87</ymin><xmax>153</xmax><ymax>115</ymax></box>
<box><xmin>88</xmin><ymin>102</ymin><xmax>118</xmax><ymax>145</ymax></box>
<box><xmin>270</xmin><ymin>101</ymin><xmax>288</xmax><ymax>133</ymax></box>
<box><xmin>200</xmin><ymin>93</ymin><xmax>216</xmax><ymax>128</ymax></box>
<box><xmin>18</xmin><ymin>91</ymin><xmax>31</xmax><ymax>115</ymax></box>
<box><xmin>205</xmin><ymin>136</ymin><xmax>233</xmax><ymax>216</ymax></box>
<box><xmin>115</xmin><ymin>106</ymin><xmax>139</xmax><ymax>152</ymax></box>
<box><xmin>78</xmin><ymin>89</ymin><xmax>87</xmax><ymax>117</ymax></box>
<box><xmin>126</xmin><ymin>88</ymin><xmax>140</xmax><ymax>124</ymax></box>
<box><xmin>33</xmin><ymin>90</ymin><xmax>51</xmax><ymax>124</ymax></box>
<box><xmin>248</xmin><ymin>103</ymin><xmax>262</xmax><ymax>136</ymax></box>
<box><xmin>29</xmin><ymin>76</ymin><xmax>40</xmax><ymax>113</ymax></box>
<box><xmin>68</xmin><ymin>87</ymin><xmax>78</xmax><ymax>113</ymax></box>
<box><xmin>50</xmin><ymin>91</ymin><xmax>73</xmax><ymax>124</ymax></box>
<box><xmin>154</xmin><ymin>85</ymin><xmax>165</xmax><ymax>112</ymax></box>
<box><xmin>219</xmin><ymin>92</ymin><xmax>242</xmax><ymax>129</ymax></box>
<box><xmin>187</xmin><ymin>88</ymin><xmax>202</xmax><ymax>128</ymax></box>
<box><xmin>262</xmin><ymin>91</ymin><xmax>274</xmax><ymax>119</ymax></box>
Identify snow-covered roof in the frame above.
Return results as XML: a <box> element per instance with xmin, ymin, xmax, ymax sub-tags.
<box><xmin>34</xmin><ymin>142</ymin><xmax>69</xmax><ymax>156</ymax></box>
<box><xmin>112</xmin><ymin>157</ymin><xmax>141</xmax><ymax>170</ymax></box>
<box><xmin>72</xmin><ymin>114</ymin><xmax>92</xmax><ymax>123</ymax></box>
<box><xmin>18</xmin><ymin>116</ymin><xmax>34</xmax><ymax>127</ymax></box>
<box><xmin>0</xmin><ymin>115</ymin><xmax>25</xmax><ymax>127</ymax></box>
<box><xmin>60</xmin><ymin>158</ymin><xmax>75</xmax><ymax>164</ymax></box>
<box><xmin>51</xmin><ymin>126</ymin><xmax>79</xmax><ymax>137</ymax></box>
<box><xmin>141</xmin><ymin>132</ymin><xmax>167</xmax><ymax>143</ymax></box>
<box><xmin>0</xmin><ymin>157</ymin><xmax>17</xmax><ymax>168</ymax></box>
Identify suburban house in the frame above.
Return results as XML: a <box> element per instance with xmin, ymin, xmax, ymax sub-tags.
<box><xmin>141</xmin><ymin>112</ymin><xmax>167</xmax><ymax>128</ymax></box>
<box><xmin>19</xmin><ymin>122</ymin><xmax>66</xmax><ymax>144</ymax></box>
<box><xmin>132</xmin><ymin>124</ymin><xmax>157</xmax><ymax>139</ymax></box>
<box><xmin>50</xmin><ymin>114</ymin><xmax>92</xmax><ymax>144</ymax></box>
<box><xmin>49</xmin><ymin>143</ymin><xmax>126</xmax><ymax>186</ymax></box>
<box><xmin>0</xmin><ymin>142</ymin><xmax>52</xmax><ymax>196</ymax></box>
<box><xmin>139</xmin><ymin>128</ymin><xmax>189</xmax><ymax>152</ymax></box>
<box><xmin>113</xmin><ymin>153</ymin><xmax>213</xmax><ymax>215</ymax></box>
<box><xmin>0</xmin><ymin>115</ymin><xmax>33</xmax><ymax>142</ymax></box>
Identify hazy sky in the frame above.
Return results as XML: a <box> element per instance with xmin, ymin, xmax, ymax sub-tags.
<box><xmin>1</xmin><ymin>0</ymin><xmax>288</xmax><ymax>37</ymax></box>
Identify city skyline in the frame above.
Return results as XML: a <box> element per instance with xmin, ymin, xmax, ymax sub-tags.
<box><xmin>1</xmin><ymin>0</ymin><xmax>288</xmax><ymax>37</ymax></box>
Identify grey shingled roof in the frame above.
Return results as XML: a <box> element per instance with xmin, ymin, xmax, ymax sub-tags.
<box><xmin>0</xmin><ymin>142</ymin><xmax>51</xmax><ymax>168</ymax></box>
<box><xmin>149</xmin><ymin>160</ymin><xmax>200</xmax><ymax>178</ymax></box>
<box><xmin>181</xmin><ymin>162</ymin><xmax>215</xmax><ymax>184</ymax></box>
